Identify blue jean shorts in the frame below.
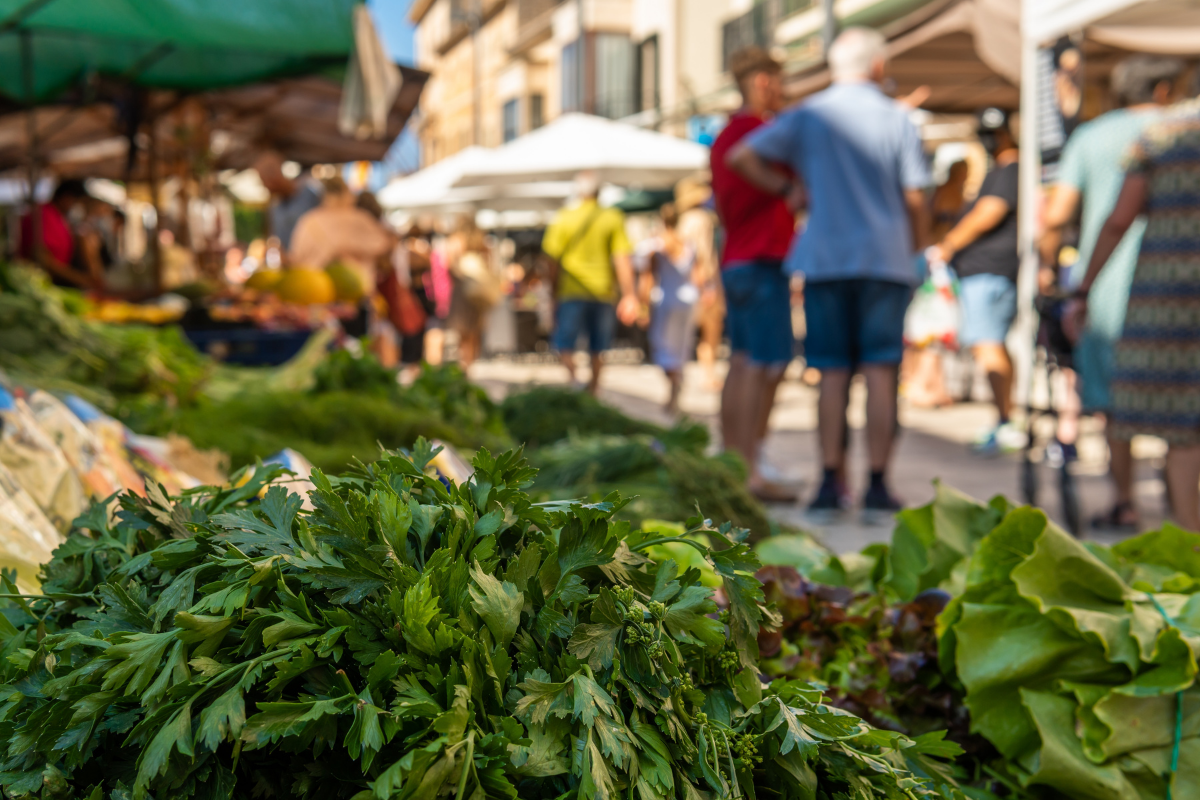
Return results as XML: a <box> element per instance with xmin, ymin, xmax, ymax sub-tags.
<box><xmin>1076</xmin><ymin>328</ymin><xmax>1116</xmax><ymax>412</ymax></box>
<box><xmin>803</xmin><ymin>278</ymin><xmax>912</xmax><ymax>369</ymax></box>
<box><xmin>553</xmin><ymin>299</ymin><xmax>616</xmax><ymax>354</ymax></box>
<box><xmin>957</xmin><ymin>273</ymin><xmax>1017</xmax><ymax>347</ymax></box>
<box><xmin>721</xmin><ymin>260</ymin><xmax>794</xmax><ymax>367</ymax></box>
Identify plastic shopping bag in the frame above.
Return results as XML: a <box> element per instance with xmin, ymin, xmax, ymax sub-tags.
<box><xmin>903</xmin><ymin>257</ymin><xmax>960</xmax><ymax>349</ymax></box>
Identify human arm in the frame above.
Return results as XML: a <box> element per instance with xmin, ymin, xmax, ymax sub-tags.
<box><xmin>614</xmin><ymin>252</ymin><xmax>640</xmax><ymax>325</ymax></box>
<box><xmin>1076</xmin><ymin>172</ymin><xmax>1147</xmax><ymax>297</ymax></box>
<box><xmin>905</xmin><ymin>189</ymin><xmax>931</xmax><ymax>253</ymax></box>
<box><xmin>76</xmin><ymin>230</ymin><xmax>109</xmax><ymax>291</ymax></box>
<box><xmin>34</xmin><ymin>246</ymin><xmax>95</xmax><ymax>289</ymax></box>
<box><xmin>930</xmin><ymin>195</ymin><xmax>1009</xmax><ymax>262</ymax></box>
<box><xmin>1039</xmin><ymin>184</ymin><xmax>1081</xmax><ymax>290</ymax></box>
<box><xmin>726</xmin><ymin>142</ymin><xmax>793</xmax><ymax>197</ymax></box>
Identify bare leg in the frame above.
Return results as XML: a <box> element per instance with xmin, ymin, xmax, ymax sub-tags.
<box><xmin>1109</xmin><ymin>434</ymin><xmax>1135</xmax><ymax>507</ymax></box>
<box><xmin>972</xmin><ymin>342</ymin><xmax>1014</xmax><ymax>422</ymax></box>
<box><xmin>664</xmin><ymin>368</ymin><xmax>683</xmax><ymax>414</ymax></box>
<box><xmin>588</xmin><ymin>353</ymin><xmax>603</xmax><ymax>395</ymax></box>
<box><xmin>723</xmin><ymin>353</ymin><xmax>793</xmax><ymax>498</ymax></box>
<box><xmin>424</xmin><ymin>327</ymin><xmax>445</xmax><ymax>366</ymax></box>
<box><xmin>1055</xmin><ymin>368</ymin><xmax>1080</xmax><ymax>444</ymax></box>
<box><xmin>721</xmin><ymin>352</ymin><xmax>753</xmax><ymax>466</ymax></box>
<box><xmin>697</xmin><ymin>312</ymin><xmax>723</xmax><ymax>390</ymax></box>
<box><xmin>862</xmin><ymin>364</ymin><xmax>899</xmax><ymax>473</ymax></box>
<box><xmin>559</xmin><ymin>351</ymin><xmax>577</xmax><ymax>384</ymax></box>
<box><xmin>818</xmin><ymin>369</ymin><xmax>852</xmax><ymax>471</ymax></box>
<box><xmin>1165</xmin><ymin>443</ymin><xmax>1200</xmax><ymax>531</ymax></box>
<box><xmin>755</xmin><ymin>366</ymin><xmax>787</xmax><ymax>445</ymax></box>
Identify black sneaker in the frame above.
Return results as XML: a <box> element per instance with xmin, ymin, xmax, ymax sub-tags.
<box><xmin>862</xmin><ymin>483</ymin><xmax>903</xmax><ymax>524</ymax></box>
<box><xmin>806</xmin><ymin>478</ymin><xmax>848</xmax><ymax>523</ymax></box>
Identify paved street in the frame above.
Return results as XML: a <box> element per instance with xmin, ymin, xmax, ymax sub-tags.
<box><xmin>471</xmin><ymin>355</ymin><xmax>1170</xmax><ymax>553</ymax></box>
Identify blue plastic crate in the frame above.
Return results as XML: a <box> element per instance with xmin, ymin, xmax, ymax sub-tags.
<box><xmin>184</xmin><ymin>328</ymin><xmax>313</xmax><ymax>366</ymax></box>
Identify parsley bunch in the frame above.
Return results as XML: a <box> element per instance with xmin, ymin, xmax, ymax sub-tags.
<box><xmin>0</xmin><ymin>443</ymin><xmax>962</xmax><ymax>800</ymax></box>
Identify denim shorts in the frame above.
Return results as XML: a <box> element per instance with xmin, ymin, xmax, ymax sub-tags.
<box><xmin>958</xmin><ymin>273</ymin><xmax>1017</xmax><ymax>347</ymax></box>
<box><xmin>553</xmin><ymin>299</ymin><xmax>616</xmax><ymax>354</ymax></box>
<box><xmin>1076</xmin><ymin>328</ymin><xmax>1116</xmax><ymax>412</ymax></box>
<box><xmin>803</xmin><ymin>278</ymin><xmax>912</xmax><ymax>369</ymax></box>
<box><xmin>721</xmin><ymin>260</ymin><xmax>794</xmax><ymax>367</ymax></box>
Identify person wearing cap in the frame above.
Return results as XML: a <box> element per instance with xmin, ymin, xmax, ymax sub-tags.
<box><xmin>542</xmin><ymin>171</ymin><xmax>640</xmax><ymax>394</ymax></box>
<box><xmin>728</xmin><ymin>27</ymin><xmax>931</xmax><ymax>517</ymax></box>
<box><xmin>1041</xmin><ymin>55</ymin><xmax>1186</xmax><ymax>531</ymax></box>
<box><xmin>930</xmin><ymin>108</ymin><xmax>1020</xmax><ymax>457</ymax></box>
<box><xmin>710</xmin><ymin>45</ymin><xmax>798</xmax><ymax>502</ymax></box>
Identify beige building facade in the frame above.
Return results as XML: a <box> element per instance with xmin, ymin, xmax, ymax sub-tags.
<box><xmin>410</xmin><ymin>0</ymin><xmax>926</xmax><ymax>169</ymax></box>
<box><xmin>411</xmin><ymin>0</ymin><xmax>770</xmax><ymax>167</ymax></box>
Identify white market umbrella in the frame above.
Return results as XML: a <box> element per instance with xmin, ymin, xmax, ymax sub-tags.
<box><xmin>451</xmin><ymin>113</ymin><xmax>709</xmax><ymax>189</ymax></box>
<box><xmin>377</xmin><ymin>145</ymin><xmax>493</xmax><ymax>210</ymax></box>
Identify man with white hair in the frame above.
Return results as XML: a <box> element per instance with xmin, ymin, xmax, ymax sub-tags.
<box><xmin>728</xmin><ymin>26</ymin><xmax>931</xmax><ymax>518</ymax></box>
<box><xmin>542</xmin><ymin>171</ymin><xmax>639</xmax><ymax>393</ymax></box>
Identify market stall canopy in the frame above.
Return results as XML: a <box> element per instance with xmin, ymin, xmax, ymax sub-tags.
<box><xmin>0</xmin><ymin>0</ymin><xmax>360</xmax><ymax>103</ymax></box>
<box><xmin>451</xmin><ymin>113</ymin><xmax>709</xmax><ymax>189</ymax></box>
<box><xmin>784</xmin><ymin>0</ymin><xmax>1020</xmax><ymax>112</ymax></box>
<box><xmin>1027</xmin><ymin>0</ymin><xmax>1200</xmax><ymax>53</ymax></box>
<box><xmin>0</xmin><ymin>67</ymin><xmax>428</xmax><ymax>180</ymax></box>
<box><xmin>379</xmin><ymin>146</ymin><xmax>576</xmax><ymax>213</ymax></box>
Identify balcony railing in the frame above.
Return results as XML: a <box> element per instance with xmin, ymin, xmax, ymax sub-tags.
<box><xmin>721</xmin><ymin>0</ymin><xmax>815</xmax><ymax>70</ymax></box>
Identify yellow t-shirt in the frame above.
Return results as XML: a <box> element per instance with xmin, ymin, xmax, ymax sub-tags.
<box><xmin>542</xmin><ymin>200</ymin><xmax>632</xmax><ymax>301</ymax></box>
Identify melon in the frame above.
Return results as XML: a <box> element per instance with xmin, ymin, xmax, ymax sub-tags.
<box><xmin>245</xmin><ymin>268</ymin><xmax>283</xmax><ymax>292</ymax></box>
<box><xmin>326</xmin><ymin>261</ymin><xmax>365</xmax><ymax>303</ymax></box>
<box><xmin>277</xmin><ymin>268</ymin><xmax>336</xmax><ymax>305</ymax></box>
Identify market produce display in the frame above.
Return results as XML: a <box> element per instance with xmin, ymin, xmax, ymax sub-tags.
<box><xmin>133</xmin><ymin>357</ymin><xmax>511</xmax><ymax>475</ymax></box>
<box><xmin>502</xmin><ymin>387</ymin><xmax>773</xmax><ymax>538</ymax></box>
<box><xmin>0</xmin><ymin>265</ymin><xmax>210</xmax><ymax>409</ymax></box>
<box><xmin>942</xmin><ymin>512</ymin><xmax>1200</xmax><ymax>799</ymax></box>
<box><xmin>0</xmin><ymin>444</ymin><xmax>964</xmax><ymax>800</ymax></box>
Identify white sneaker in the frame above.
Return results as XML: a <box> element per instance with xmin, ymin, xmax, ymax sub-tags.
<box><xmin>971</xmin><ymin>422</ymin><xmax>1026</xmax><ymax>456</ymax></box>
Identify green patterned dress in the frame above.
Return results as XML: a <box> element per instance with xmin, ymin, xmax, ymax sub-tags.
<box><xmin>1111</xmin><ymin>105</ymin><xmax>1200</xmax><ymax>444</ymax></box>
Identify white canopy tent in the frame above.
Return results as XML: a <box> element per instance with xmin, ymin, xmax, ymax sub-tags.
<box><xmin>1013</xmin><ymin>0</ymin><xmax>1200</xmax><ymax>402</ymax></box>
<box><xmin>377</xmin><ymin>145</ymin><xmax>584</xmax><ymax>215</ymax></box>
<box><xmin>452</xmin><ymin>113</ymin><xmax>709</xmax><ymax>189</ymax></box>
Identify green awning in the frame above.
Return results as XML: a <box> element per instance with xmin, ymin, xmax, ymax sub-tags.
<box><xmin>0</xmin><ymin>0</ymin><xmax>358</xmax><ymax>104</ymax></box>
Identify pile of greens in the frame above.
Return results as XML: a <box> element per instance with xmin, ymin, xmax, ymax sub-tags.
<box><xmin>500</xmin><ymin>386</ymin><xmax>673</xmax><ymax>450</ymax></box>
<box><xmin>0</xmin><ymin>444</ymin><xmax>964</xmax><ymax>799</ymax></box>
<box><xmin>500</xmin><ymin>386</ymin><xmax>774</xmax><ymax>539</ymax></box>
<box><xmin>0</xmin><ymin>265</ymin><xmax>211</xmax><ymax>409</ymax></box>
<box><xmin>755</xmin><ymin>567</ymin><xmax>970</xmax><ymax>747</ymax></box>
<box><xmin>941</xmin><ymin>510</ymin><xmax>1200</xmax><ymax>799</ymax></box>
<box><xmin>130</xmin><ymin>353</ymin><xmax>511</xmax><ymax>475</ymax></box>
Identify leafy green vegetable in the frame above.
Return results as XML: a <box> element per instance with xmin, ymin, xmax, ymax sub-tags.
<box><xmin>943</xmin><ymin>510</ymin><xmax>1200</xmax><ymax>799</ymax></box>
<box><xmin>0</xmin><ymin>443</ymin><xmax>962</xmax><ymax>800</ymax></box>
<box><xmin>0</xmin><ymin>264</ymin><xmax>210</xmax><ymax>409</ymax></box>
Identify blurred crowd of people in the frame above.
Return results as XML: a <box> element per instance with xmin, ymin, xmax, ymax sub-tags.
<box><xmin>18</xmin><ymin>25</ymin><xmax>1200</xmax><ymax>533</ymax></box>
<box><xmin>534</xmin><ymin>30</ymin><xmax>1200</xmax><ymax>533</ymax></box>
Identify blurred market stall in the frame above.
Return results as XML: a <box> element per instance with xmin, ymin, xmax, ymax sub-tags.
<box><xmin>0</xmin><ymin>1</ymin><xmax>429</xmax><ymax>366</ymax></box>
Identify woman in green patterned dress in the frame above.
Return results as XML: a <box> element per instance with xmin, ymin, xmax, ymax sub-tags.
<box><xmin>1076</xmin><ymin>103</ymin><xmax>1200</xmax><ymax>531</ymax></box>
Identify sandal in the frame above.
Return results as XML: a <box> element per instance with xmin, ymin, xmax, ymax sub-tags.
<box><xmin>1091</xmin><ymin>502</ymin><xmax>1137</xmax><ymax>532</ymax></box>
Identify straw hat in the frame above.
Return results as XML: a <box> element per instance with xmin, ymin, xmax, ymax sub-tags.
<box><xmin>674</xmin><ymin>178</ymin><xmax>711</xmax><ymax>212</ymax></box>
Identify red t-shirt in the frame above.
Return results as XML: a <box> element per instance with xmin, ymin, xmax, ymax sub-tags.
<box><xmin>19</xmin><ymin>204</ymin><xmax>74</xmax><ymax>266</ymax></box>
<box><xmin>710</xmin><ymin>110</ymin><xmax>795</xmax><ymax>267</ymax></box>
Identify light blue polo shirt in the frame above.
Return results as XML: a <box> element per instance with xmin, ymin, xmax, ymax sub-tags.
<box><xmin>746</xmin><ymin>82</ymin><xmax>931</xmax><ymax>285</ymax></box>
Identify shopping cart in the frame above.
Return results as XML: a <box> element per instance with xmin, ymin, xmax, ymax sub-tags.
<box><xmin>1020</xmin><ymin>292</ymin><xmax>1082</xmax><ymax>535</ymax></box>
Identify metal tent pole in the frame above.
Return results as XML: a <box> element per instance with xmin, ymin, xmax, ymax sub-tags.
<box><xmin>1013</xmin><ymin>0</ymin><xmax>1042</xmax><ymax>408</ymax></box>
<box><xmin>21</xmin><ymin>28</ymin><xmax>40</xmax><ymax>260</ymax></box>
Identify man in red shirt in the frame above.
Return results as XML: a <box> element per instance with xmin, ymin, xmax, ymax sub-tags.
<box><xmin>711</xmin><ymin>47</ymin><xmax>800</xmax><ymax>501</ymax></box>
